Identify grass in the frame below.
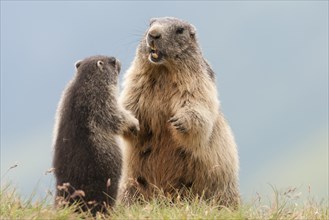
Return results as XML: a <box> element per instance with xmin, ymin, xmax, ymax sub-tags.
<box><xmin>0</xmin><ymin>182</ymin><xmax>328</xmax><ymax>220</ymax></box>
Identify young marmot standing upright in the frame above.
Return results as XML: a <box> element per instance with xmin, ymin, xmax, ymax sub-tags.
<box><xmin>53</xmin><ymin>55</ymin><xmax>139</xmax><ymax>214</ymax></box>
<box><xmin>118</xmin><ymin>17</ymin><xmax>240</xmax><ymax>207</ymax></box>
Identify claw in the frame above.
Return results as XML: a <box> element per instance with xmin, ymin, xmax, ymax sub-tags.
<box><xmin>168</xmin><ymin>117</ymin><xmax>178</xmax><ymax>123</ymax></box>
<box><xmin>129</xmin><ymin>126</ymin><xmax>138</xmax><ymax>136</ymax></box>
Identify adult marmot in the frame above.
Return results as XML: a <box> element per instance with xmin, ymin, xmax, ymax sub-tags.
<box><xmin>53</xmin><ymin>55</ymin><xmax>139</xmax><ymax>214</ymax></box>
<box><xmin>118</xmin><ymin>17</ymin><xmax>239</xmax><ymax>207</ymax></box>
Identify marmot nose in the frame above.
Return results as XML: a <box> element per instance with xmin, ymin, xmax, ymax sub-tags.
<box><xmin>148</xmin><ymin>30</ymin><xmax>161</xmax><ymax>40</ymax></box>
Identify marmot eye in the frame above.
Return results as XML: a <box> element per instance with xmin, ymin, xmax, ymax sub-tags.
<box><xmin>176</xmin><ymin>27</ymin><xmax>185</xmax><ymax>34</ymax></box>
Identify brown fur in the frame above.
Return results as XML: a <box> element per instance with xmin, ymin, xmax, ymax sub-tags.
<box><xmin>118</xmin><ymin>17</ymin><xmax>240</xmax><ymax>207</ymax></box>
<box><xmin>53</xmin><ymin>55</ymin><xmax>139</xmax><ymax>215</ymax></box>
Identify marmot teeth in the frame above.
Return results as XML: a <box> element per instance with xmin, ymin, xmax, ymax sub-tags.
<box><xmin>150</xmin><ymin>41</ymin><xmax>156</xmax><ymax>50</ymax></box>
<box><xmin>151</xmin><ymin>52</ymin><xmax>159</xmax><ymax>59</ymax></box>
<box><xmin>150</xmin><ymin>45</ymin><xmax>156</xmax><ymax>50</ymax></box>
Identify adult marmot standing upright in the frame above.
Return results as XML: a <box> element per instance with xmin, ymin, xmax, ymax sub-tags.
<box><xmin>53</xmin><ymin>55</ymin><xmax>139</xmax><ymax>214</ymax></box>
<box><xmin>118</xmin><ymin>17</ymin><xmax>239</xmax><ymax>207</ymax></box>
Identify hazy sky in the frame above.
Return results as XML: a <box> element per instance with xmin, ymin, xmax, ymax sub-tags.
<box><xmin>1</xmin><ymin>1</ymin><xmax>328</xmax><ymax>201</ymax></box>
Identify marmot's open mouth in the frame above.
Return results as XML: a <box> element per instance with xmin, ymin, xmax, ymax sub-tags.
<box><xmin>149</xmin><ymin>46</ymin><xmax>163</xmax><ymax>63</ymax></box>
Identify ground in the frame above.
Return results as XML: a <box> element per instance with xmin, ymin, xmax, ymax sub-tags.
<box><xmin>1</xmin><ymin>182</ymin><xmax>327</xmax><ymax>220</ymax></box>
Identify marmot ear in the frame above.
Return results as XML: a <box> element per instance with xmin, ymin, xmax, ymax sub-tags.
<box><xmin>97</xmin><ymin>60</ymin><xmax>104</xmax><ymax>71</ymax></box>
<box><xmin>149</xmin><ymin>18</ymin><xmax>157</xmax><ymax>26</ymax></box>
<box><xmin>190</xmin><ymin>25</ymin><xmax>197</xmax><ymax>38</ymax></box>
<box><xmin>75</xmin><ymin>60</ymin><xmax>82</xmax><ymax>69</ymax></box>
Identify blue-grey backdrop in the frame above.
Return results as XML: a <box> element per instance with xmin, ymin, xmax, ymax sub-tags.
<box><xmin>1</xmin><ymin>1</ymin><xmax>328</xmax><ymax>201</ymax></box>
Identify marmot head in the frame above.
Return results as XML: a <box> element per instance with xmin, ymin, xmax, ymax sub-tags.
<box><xmin>74</xmin><ymin>55</ymin><xmax>121</xmax><ymax>84</ymax></box>
<box><xmin>138</xmin><ymin>17</ymin><xmax>200</xmax><ymax>66</ymax></box>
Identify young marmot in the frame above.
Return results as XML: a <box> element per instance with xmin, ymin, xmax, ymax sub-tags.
<box><xmin>53</xmin><ymin>55</ymin><xmax>139</xmax><ymax>214</ymax></box>
<box><xmin>118</xmin><ymin>17</ymin><xmax>240</xmax><ymax>207</ymax></box>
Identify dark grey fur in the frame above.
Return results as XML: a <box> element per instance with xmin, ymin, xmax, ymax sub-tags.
<box><xmin>53</xmin><ymin>55</ymin><xmax>139</xmax><ymax>214</ymax></box>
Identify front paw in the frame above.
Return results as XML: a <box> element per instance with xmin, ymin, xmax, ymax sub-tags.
<box><xmin>168</xmin><ymin>114</ymin><xmax>190</xmax><ymax>133</ymax></box>
<box><xmin>128</xmin><ymin>117</ymin><xmax>140</xmax><ymax>136</ymax></box>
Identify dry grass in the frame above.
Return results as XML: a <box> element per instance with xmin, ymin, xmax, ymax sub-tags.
<box><xmin>0</xmin><ymin>182</ymin><xmax>328</xmax><ymax>220</ymax></box>
<box><xmin>1</xmin><ymin>165</ymin><xmax>327</xmax><ymax>219</ymax></box>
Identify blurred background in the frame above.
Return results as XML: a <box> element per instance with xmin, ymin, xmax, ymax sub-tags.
<box><xmin>1</xmin><ymin>1</ymin><xmax>328</xmax><ymax>202</ymax></box>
